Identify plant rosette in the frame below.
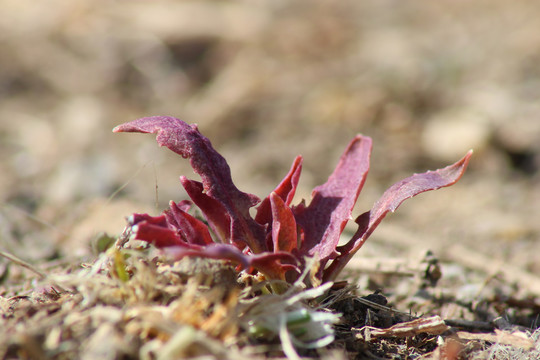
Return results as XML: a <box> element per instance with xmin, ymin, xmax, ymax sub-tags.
<box><xmin>114</xmin><ymin>116</ymin><xmax>471</xmax><ymax>286</ymax></box>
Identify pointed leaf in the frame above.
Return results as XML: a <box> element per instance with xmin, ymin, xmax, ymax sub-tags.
<box><xmin>255</xmin><ymin>156</ymin><xmax>303</xmax><ymax>225</ymax></box>
<box><xmin>181</xmin><ymin>177</ymin><xmax>231</xmax><ymax>243</ymax></box>
<box><xmin>132</xmin><ymin>221</ymin><xmax>186</xmax><ymax>248</ymax></box>
<box><xmin>324</xmin><ymin>150</ymin><xmax>473</xmax><ymax>282</ymax></box>
<box><xmin>293</xmin><ymin>135</ymin><xmax>372</xmax><ymax>261</ymax></box>
<box><xmin>114</xmin><ymin>116</ymin><xmax>267</xmax><ymax>252</ymax></box>
<box><xmin>167</xmin><ymin>200</ymin><xmax>214</xmax><ymax>246</ymax></box>
<box><xmin>270</xmin><ymin>192</ymin><xmax>298</xmax><ymax>253</ymax></box>
<box><xmin>129</xmin><ymin>213</ymin><xmax>168</xmax><ymax>227</ymax></box>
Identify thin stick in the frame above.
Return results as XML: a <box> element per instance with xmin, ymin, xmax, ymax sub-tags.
<box><xmin>153</xmin><ymin>162</ymin><xmax>159</xmax><ymax>211</ymax></box>
<box><xmin>0</xmin><ymin>249</ymin><xmax>68</xmax><ymax>292</ymax></box>
<box><xmin>0</xmin><ymin>249</ymin><xmax>47</xmax><ymax>279</ymax></box>
<box><xmin>106</xmin><ymin>160</ymin><xmax>151</xmax><ymax>204</ymax></box>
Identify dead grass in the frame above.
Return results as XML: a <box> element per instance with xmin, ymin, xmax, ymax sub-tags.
<box><xmin>1</xmin><ymin>234</ymin><xmax>539</xmax><ymax>359</ymax></box>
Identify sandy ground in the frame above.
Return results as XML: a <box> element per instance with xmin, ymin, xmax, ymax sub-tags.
<box><xmin>1</xmin><ymin>0</ymin><xmax>540</xmax><ymax>358</ymax></box>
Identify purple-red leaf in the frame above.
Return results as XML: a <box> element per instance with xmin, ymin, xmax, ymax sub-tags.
<box><xmin>175</xmin><ymin>200</ymin><xmax>193</xmax><ymax>212</ymax></box>
<box><xmin>167</xmin><ymin>244</ymin><xmax>299</xmax><ymax>280</ymax></box>
<box><xmin>249</xmin><ymin>251</ymin><xmax>299</xmax><ymax>280</ymax></box>
<box><xmin>116</xmin><ymin>116</ymin><xmax>472</xmax><ymax>285</ymax></box>
<box><xmin>167</xmin><ymin>244</ymin><xmax>250</xmax><ymax>269</ymax></box>
<box><xmin>131</xmin><ymin>218</ymin><xmax>186</xmax><ymax>248</ymax></box>
<box><xmin>180</xmin><ymin>177</ymin><xmax>231</xmax><ymax>244</ymax></box>
<box><xmin>167</xmin><ymin>200</ymin><xmax>214</xmax><ymax>246</ymax></box>
<box><xmin>255</xmin><ymin>156</ymin><xmax>303</xmax><ymax>225</ymax></box>
<box><xmin>129</xmin><ymin>213</ymin><xmax>168</xmax><ymax>227</ymax></box>
<box><xmin>293</xmin><ymin>135</ymin><xmax>372</xmax><ymax>262</ymax></box>
<box><xmin>324</xmin><ymin>150</ymin><xmax>473</xmax><ymax>282</ymax></box>
<box><xmin>114</xmin><ymin>116</ymin><xmax>267</xmax><ymax>253</ymax></box>
<box><xmin>270</xmin><ymin>192</ymin><xmax>298</xmax><ymax>253</ymax></box>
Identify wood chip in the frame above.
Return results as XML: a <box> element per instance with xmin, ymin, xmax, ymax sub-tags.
<box><xmin>356</xmin><ymin>315</ymin><xmax>450</xmax><ymax>339</ymax></box>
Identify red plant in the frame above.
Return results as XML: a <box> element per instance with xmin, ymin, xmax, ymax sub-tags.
<box><xmin>114</xmin><ymin>116</ymin><xmax>471</xmax><ymax>284</ymax></box>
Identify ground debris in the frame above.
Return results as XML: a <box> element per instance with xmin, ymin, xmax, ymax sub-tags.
<box><xmin>1</xmin><ymin>239</ymin><xmax>540</xmax><ymax>360</ymax></box>
<box><xmin>0</xmin><ymin>248</ymin><xmax>251</xmax><ymax>360</ymax></box>
<box><xmin>355</xmin><ymin>315</ymin><xmax>450</xmax><ymax>339</ymax></box>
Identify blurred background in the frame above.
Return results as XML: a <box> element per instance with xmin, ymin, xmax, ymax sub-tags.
<box><xmin>1</xmin><ymin>0</ymin><xmax>539</xmax><ymax>288</ymax></box>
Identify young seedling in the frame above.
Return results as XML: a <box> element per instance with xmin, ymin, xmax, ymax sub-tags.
<box><xmin>114</xmin><ymin>116</ymin><xmax>471</xmax><ymax>285</ymax></box>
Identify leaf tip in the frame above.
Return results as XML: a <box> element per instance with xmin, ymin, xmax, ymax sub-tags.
<box><xmin>112</xmin><ymin>122</ymin><xmax>138</xmax><ymax>134</ymax></box>
<box><xmin>454</xmin><ymin>149</ymin><xmax>473</xmax><ymax>176</ymax></box>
